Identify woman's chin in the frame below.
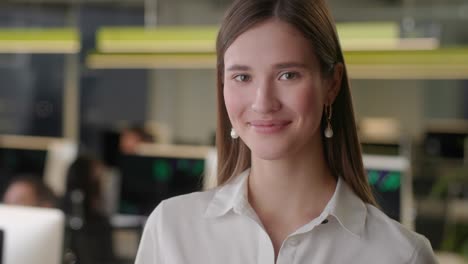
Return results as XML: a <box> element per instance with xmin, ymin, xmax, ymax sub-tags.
<box><xmin>250</xmin><ymin>147</ymin><xmax>291</xmax><ymax>161</ymax></box>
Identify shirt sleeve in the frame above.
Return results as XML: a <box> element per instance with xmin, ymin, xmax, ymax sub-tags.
<box><xmin>408</xmin><ymin>236</ymin><xmax>439</xmax><ymax>264</ymax></box>
<box><xmin>135</xmin><ymin>201</ymin><xmax>165</xmax><ymax>264</ymax></box>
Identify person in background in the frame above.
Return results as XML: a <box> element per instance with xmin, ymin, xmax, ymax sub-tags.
<box><xmin>62</xmin><ymin>155</ymin><xmax>114</xmax><ymax>264</ymax></box>
<box><xmin>2</xmin><ymin>175</ymin><xmax>56</xmax><ymax>208</ymax></box>
<box><xmin>119</xmin><ymin>124</ymin><xmax>154</xmax><ymax>155</ymax></box>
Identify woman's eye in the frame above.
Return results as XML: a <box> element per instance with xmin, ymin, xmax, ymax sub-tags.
<box><xmin>279</xmin><ymin>72</ymin><xmax>298</xmax><ymax>80</ymax></box>
<box><xmin>233</xmin><ymin>74</ymin><xmax>250</xmax><ymax>82</ymax></box>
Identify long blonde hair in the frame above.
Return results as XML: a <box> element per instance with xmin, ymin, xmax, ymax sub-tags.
<box><xmin>215</xmin><ymin>0</ymin><xmax>376</xmax><ymax>205</ymax></box>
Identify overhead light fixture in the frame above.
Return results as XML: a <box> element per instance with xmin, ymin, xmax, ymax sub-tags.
<box><xmin>96</xmin><ymin>22</ymin><xmax>439</xmax><ymax>54</ymax></box>
<box><xmin>341</xmin><ymin>38</ymin><xmax>439</xmax><ymax>51</ymax></box>
<box><xmin>345</xmin><ymin>48</ymin><xmax>468</xmax><ymax>79</ymax></box>
<box><xmin>86</xmin><ymin>52</ymin><xmax>216</xmax><ymax>69</ymax></box>
<box><xmin>97</xmin><ymin>26</ymin><xmax>218</xmax><ymax>53</ymax></box>
<box><xmin>0</xmin><ymin>28</ymin><xmax>80</xmax><ymax>54</ymax></box>
<box><xmin>348</xmin><ymin>64</ymin><xmax>468</xmax><ymax>79</ymax></box>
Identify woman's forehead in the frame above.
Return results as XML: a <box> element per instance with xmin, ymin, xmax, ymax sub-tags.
<box><xmin>223</xmin><ymin>19</ymin><xmax>317</xmax><ymax>70</ymax></box>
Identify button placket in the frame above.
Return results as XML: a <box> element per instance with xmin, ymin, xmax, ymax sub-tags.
<box><xmin>256</xmin><ymin>225</ymin><xmax>275</xmax><ymax>264</ymax></box>
<box><xmin>236</xmin><ymin>199</ymin><xmax>275</xmax><ymax>264</ymax></box>
<box><xmin>276</xmin><ymin>237</ymin><xmax>299</xmax><ymax>264</ymax></box>
<box><xmin>277</xmin><ymin>218</ymin><xmax>330</xmax><ymax>264</ymax></box>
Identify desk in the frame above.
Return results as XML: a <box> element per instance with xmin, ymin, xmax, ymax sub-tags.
<box><xmin>111</xmin><ymin>214</ymin><xmax>147</xmax><ymax>229</ymax></box>
<box><xmin>111</xmin><ymin>214</ymin><xmax>147</xmax><ymax>261</ymax></box>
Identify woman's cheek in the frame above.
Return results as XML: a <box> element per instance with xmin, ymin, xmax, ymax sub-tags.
<box><xmin>223</xmin><ymin>86</ymin><xmax>243</xmax><ymax>123</ymax></box>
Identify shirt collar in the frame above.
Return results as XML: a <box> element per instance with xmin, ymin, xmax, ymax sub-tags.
<box><xmin>204</xmin><ymin>168</ymin><xmax>367</xmax><ymax>238</ymax></box>
<box><xmin>204</xmin><ymin>169</ymin><xmax>250</xmax><ymax>218</ymax></box>
<box><xmin>325</xmin><ymin>176</ymin><xmax>368</xmax><ymax>238</ymax></box>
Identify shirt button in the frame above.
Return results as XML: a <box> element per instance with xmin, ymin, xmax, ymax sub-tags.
<box><xmin>287</xmin><ymin>237</ymin><xmax>299</xmax><ymax>247</ymax></box>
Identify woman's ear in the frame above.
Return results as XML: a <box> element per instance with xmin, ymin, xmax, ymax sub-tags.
<box><xmin>326</xmin><ymin>62</ymin><xmax>344</xmax><ymax>104</ymax></box>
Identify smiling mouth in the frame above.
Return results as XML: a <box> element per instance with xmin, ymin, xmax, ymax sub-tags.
<box><xmin>248</xmin><ymin>120</ymin><xmax>292</xmax><ymax>134</ymax></box>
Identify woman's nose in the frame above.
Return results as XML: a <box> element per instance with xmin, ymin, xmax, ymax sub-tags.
<box><xmin>250</xmin><ymin>81</ymin><xmax>281</xmax><ymax>114</ymax></box>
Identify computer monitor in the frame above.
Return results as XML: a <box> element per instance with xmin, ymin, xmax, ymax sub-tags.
<box><xmin>118</xmin><ymin>144</ymin><xmax>213</xmax><ymax>216</ymax></box>
<box><xmin>423</xmin><ymin>120</ymin><xmax>468</xmax><ymax>160</ymax></box>
<box><xmin>0</xmin><ymin>205</ymin><xmax>64</xmax><ymax>264</ymax></box>
<box><xmin>424</xmin><ymin>131</ymin><xmax>467</xmax><ymax>159</ymax></box>
<box><xmin>361</xmin><ymin>142</ymin><xmax>401</xmax><ymax>156</ymax></box>
<box><xmin>0</xmin><ymin>136</ymin><xmax>76</xmax><ymax>200</ymax></box>
<box><xmin>363</xmin><ymin>154</ymin><xmax>413</xmax><ymax>229</ymax></box>
<box><xmin>0</xmin><ymin>147</ymin><xmax>48</xmax><ymax>196</ymax></box>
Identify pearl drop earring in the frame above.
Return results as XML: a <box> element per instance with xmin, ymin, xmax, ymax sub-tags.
<box><xmin>230</xmin><ymin>128</ymin><xmax>239</xmax><ymax>139</ymax></box>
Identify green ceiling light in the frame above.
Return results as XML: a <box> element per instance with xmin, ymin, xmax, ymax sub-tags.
<box><xmin>337</xmin><ymin>22</ymin><xmax>438</xmax><ymax>51</ymax></box>
<box><xmin>341</xmin><ymin>38</ymin><xmax>439</xmax><ymax>51</ymax></box>
<box><xmin>97</xmin><ymin>26</ymin><xmax>218</xmax><ymax>53</ymax></box>
<box><xmin>337</xmin><ymin>22</ymin><xmax>399</xmax><ymax>39</ymax></box>
<box><xmin>346</xmin><ymin>48</ymin><xmax>468</xmax><ymax>79</ymax></box>
<box><xmin>96</xmin><ymin>23</ymin><xmax>438</xmax><ymax>53</ymax></box>
<box><xmin>86</xmin><ymin>52</ymin><xmax>216</xmax><ymax>69</ymax></box>
<box><xmin>0</xmin><ymin>28</ymin><xmax>80</xmax><ymax>54</ymax></box>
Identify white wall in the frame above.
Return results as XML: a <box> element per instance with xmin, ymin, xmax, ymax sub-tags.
<box><xmin>148</xmin><ymin>69</ymin><xmax>217</xmax><ymax>145</ymax></box>
<box><xmin>351</xmin><ymin>80</ymin><xmax>425</xmax><ymax>139</ymax></box>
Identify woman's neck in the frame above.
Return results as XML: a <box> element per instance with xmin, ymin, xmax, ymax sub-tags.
<box><xmin>248</xmin><ymin>148</ymin><xmax>337</xmax><ymax>222</ymax></box>
<box><xmin>247</xmin><ymin>148</ymin><xmax>337</xmax><ymax>260</ymax></box>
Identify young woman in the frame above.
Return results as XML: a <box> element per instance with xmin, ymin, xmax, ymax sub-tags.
<box><xmin>135</xmin><ymin>0</ymin><xmax>437</xmax><ymax>263</ymax></box>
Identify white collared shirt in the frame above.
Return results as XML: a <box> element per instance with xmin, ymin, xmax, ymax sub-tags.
<box><xmin>135</xmin><ymin>169</ymin><xmax>437</xmax><ymax>264</ymax></box>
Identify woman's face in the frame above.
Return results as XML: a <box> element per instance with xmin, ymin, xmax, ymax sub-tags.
<box><xmin>223</xmin><ymin>19</ymin><xmax>337</xmax><ymax>160</ymax></box>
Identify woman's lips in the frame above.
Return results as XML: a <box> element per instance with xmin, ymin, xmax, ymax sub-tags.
<box><xmin>248</xmin><ymin>120</ymin><xmax>292</xmax><ymax>134</ymax></box>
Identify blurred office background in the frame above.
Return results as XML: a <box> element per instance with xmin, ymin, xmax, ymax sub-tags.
<box><xmin>0</xmin><ymin>0</ymin><xmax>467</xmax><ymax>263</ymax></box>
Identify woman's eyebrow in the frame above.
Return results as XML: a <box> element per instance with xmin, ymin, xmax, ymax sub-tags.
<box><xmin>226</xmin><ymin>62</ymin><xmax>309</xmax><ymax>71</ymax></box>
<box><xmin>226</xmin><ymin>64</ymin><xmax>251</xmax><ymax>71</ymax></box>
<box><xmin>273</xmin><ymin>62</ymin><xmax>308</xmax><ymax>70</ymax></box>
